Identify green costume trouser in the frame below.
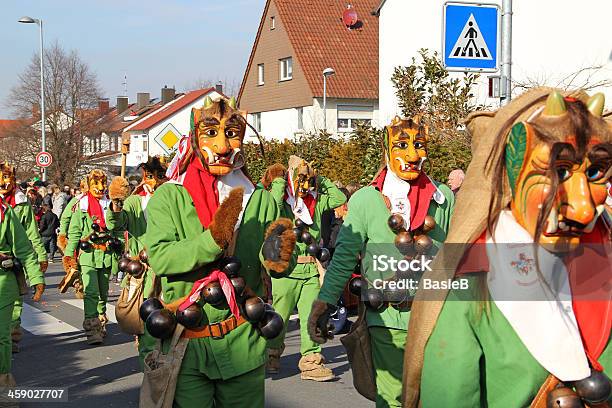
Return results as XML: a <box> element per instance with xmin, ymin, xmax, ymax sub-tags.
<box><xmin>11</xmin><ymin>296</ymin><xmax>22</xmax><ymax>330</ymax></box>
<box><xmin>268</xmin><ymin>274</ymin><xmax>321</xmax><ymax>355</ymax></box>
<box><xmin>80</xmin><ymin>265</ymin><xmax>110</xmax><ymax>319</ymax></box>
<box><xmin>370</xmin><ymin>326</ymin><xmax>406</xmax><ymax>408</ymax></box>
<box><xmin>174</xmin><ymin>352</ymin><xmax>264</xmax><ymax>408</ymax></box>
<box><xmin>0</xmin><ymin>271</ymin><xmax>18</xmax><ymax>374</ymax></box>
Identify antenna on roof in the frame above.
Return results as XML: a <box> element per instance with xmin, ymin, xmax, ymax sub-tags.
<box><xmin>122</xmin><ymin>71</ymin><xmax>128</xmax><ymax>96</ymax></box>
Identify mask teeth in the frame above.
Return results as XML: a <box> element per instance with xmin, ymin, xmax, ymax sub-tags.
<box><xmin>545</xmin><ymin>207</ymin><xmax>558</xmax><ymax>234</ymax></box>
<box><xmin>202</xmin><ymin>146</ymin><xmax>216</xmax><ymax>163</ymax></box>
<box><xmin>417</xmin><ymin>156</ymin><xmax>427</xmax><ymax>170</ymax></box>
<box><xmin>583</xmin><ymin>205</ymin><xmax>604</xmax><ymax>233</ymax></box>
<box><xmin>228</xmin><ymin>148</ymin><xmax>241</xmax><ymax>165</ymax></box>
<box><xmin>394</xmin><ymin>157</ymin><xmax>407</xmax><ymax>171</ymax></box>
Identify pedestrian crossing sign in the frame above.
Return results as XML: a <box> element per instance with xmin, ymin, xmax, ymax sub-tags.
<box><xmin>443</xmin><ymin>2</ymin><xmax>499</xmax><ymax>72</ymax></box>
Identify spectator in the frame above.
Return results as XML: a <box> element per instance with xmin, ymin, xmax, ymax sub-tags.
<box><xmin>51</xmin><ymin>185</ymin><xmax>68</xmax><ymax>219</ymax></box>
<box><xmin>27</xmin><ymin>188</ymin><xmax>43</xmax><ymax>220</ymax></box>
<box><xmin>345</xmin><ymin>181</ymin><xmax>361</xmax><ymax>197</ymax></box>
<box><xmin>41</xmin><ymin>185</ymin><xmax>53</xmax><ymax>209</ymax></box>
<box><xmin>447</xmin><ymin>169</ymin><xmax>465</xmax><ymax>194</ymax></box>
<box><xmin>38</xmin><ymin>204</ymin><xmax>60</xmax><ymax>262</ymax></box>
<box><xmin>63</xmin><ymin>185</ymin><xmax>71</xmax><ymax>197</ymax></box>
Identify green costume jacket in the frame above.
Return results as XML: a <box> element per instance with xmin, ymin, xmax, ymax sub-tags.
<box><xmin>11</xmin><ymin>193</ymin><xmax>46</xmax><ymax>262</ymax></box>
<box><xmin>421</xmin><ymin>275</ymin><xmax>612</xmax><ymax>407</ymax></box>
<box><xmin>318</xmin><ymin>182</ymin><xmax>455</xmax><ymax>329</ymax></box>
<box><xmin>59</xmin><ymin>196</ymin><xmax>80</xmax><ymax>236</ymax></box>
<box><xmin>275</xmin><ymin>176</ymin><xmax>346</xmax><ymax>279</ymax></box>
<box><xmin>105</xmin><ymin>194</ymin><xmax>154</xmax><ymax>294</ymax></box>
<box><xmin>144</xmin><ymin>177</ymin><xmax>295</xmax><ymax>380</ymax></box>
<box><xmin>0</xmin><ymin>206</ymin><xmax>43</xmax><ymax>286</ymax></box>
<box><xmin>66</xmin><ymin>196</ymin><xmax>120</xmax><ymax>269</ymax></box>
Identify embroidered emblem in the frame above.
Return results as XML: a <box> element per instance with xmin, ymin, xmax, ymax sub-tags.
<box><xmin>511</xmin><ymin>253</ymin><xmax>534</xmax><ymax>276</ymax></box>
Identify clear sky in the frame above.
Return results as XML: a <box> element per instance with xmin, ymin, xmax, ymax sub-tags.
<box><xmin>0</xmin><ymin>0</ymin><xmax>266</xmax><ymax>118</ymax></box>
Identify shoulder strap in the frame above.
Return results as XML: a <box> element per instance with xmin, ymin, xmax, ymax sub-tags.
<box><xmin>529</xmin><ymin>374</ymin><xmax>559</xmax><ymax>408</ymax></box>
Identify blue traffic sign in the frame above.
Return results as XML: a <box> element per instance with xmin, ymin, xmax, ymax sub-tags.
<box><xmin>443</xmin><ymin>2</ymin><xmax>500</xmax><ymax>72</ymax></box>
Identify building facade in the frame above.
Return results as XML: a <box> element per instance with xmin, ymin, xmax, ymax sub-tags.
<box><xmin>375</xmin><ymin>0</ymin><xmax>612</xmax><ymax>124</ymax></box>
<box><xmin>239</xmin><ymin>0</ymin><xmax>380</xmax><ymax>140</ymax></box>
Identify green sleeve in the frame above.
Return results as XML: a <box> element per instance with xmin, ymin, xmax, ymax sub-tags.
<box><xmin>144</xmin><ymin>187</ymin><xmax>223</xmax><ymax>277</ymax></box>
<box><xmin>317</xmin><ymin>176</ymin><xmax>346</xmax><ymax>212</ymax></box>
<box><xmin>6</xmin><ymin>208</ymin><xmax>43</xmax><ymax>286</ymax></box>
<box><xmin>421</xmin><ymin>283</ymin><xmax>482</xmax><ymax>407</ymax></box>
<box><xmin>317</xmin><ymin>193</ymin><xmax>366</xmax><ymax>305</ymax></box>
<box><xmin>59</xmin><ymin>197</ymin><xmax>77</xmax><ymax>235</ymax></box>
<box><xmin>15</xmin><ymin>204</ymin><xmax>47</xmax><ymax>262</ymax></box>
<box><xmin>65</xmin><ymin>210</ymin><xmax>83</xmax><ymax>256</ymax></box>
<box><xmin>268</xmin><ymin>177</ymin><xmax>287</xmax><ymax>210</ymax></box>
<box><xmin>104</xmin><ymin>197</ymin><xmax>131</xmax><ymax>234</ymax></box>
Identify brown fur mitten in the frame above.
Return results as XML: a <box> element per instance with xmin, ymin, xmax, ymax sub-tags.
<box><xmin>262</xmin><ymin>218</ymin><xmax>297</xmax><ymax>276</ymax></box>
<box><xmin>57</xmin><ymin>233</ymin><xmax>68</xmax><ymax>252</ymax></box>
<box><xmin>32</xmin><ymin>283</ymin><xmax>45</xmax><ymax>302</ymax></box>
<box><xmin>308</xmin><ymin>299</ymin><xmax>336</xmax><ymax>344</ymax></box>
<box><xmin>261</xmin><ymin>163</ymin><xmax>287</xmax><ymax>189</ymax></box>
<box><xmin>109</xmin><ymin>176</ymin><xmax>130</xmax><ymax>200</ymax></box>
<box><xmin>62</xmin><ymin>256</ymin><xmax>77</xmax><ymax>274</ymax></box>
<box><xmin>209</xmin><ymin>187</ymin><xmax>244</xmax><ymax>249</ymax></box>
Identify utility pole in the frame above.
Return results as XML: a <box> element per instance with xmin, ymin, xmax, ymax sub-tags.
<box><xmin>500</xmin><ymin>0</ymin><xmax>512</xmax><ymax>106</ymax></box>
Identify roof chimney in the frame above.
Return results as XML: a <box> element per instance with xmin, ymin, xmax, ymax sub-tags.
<box><xmin>136</xmin><ymin>92</ymin><xmax>150</xmax><ymax>110</ymax></box>
<box><xmin>215</xmin><ymin>81</ymin><xmax>223</xmax><ymax>94</ymax></box>
<box><xmin>161</xmin><ymin>86</ymin><xmax>175</xmax><ymax>105</ymax></box>
<box><xmin>98</xmin><ymin>98</ymin><xmax>110</xmax><ymax>116</ymax></box>
<box><xmin>116</xmin><ymin>96</ymin><xmax>128</xmax><ymax>114</ymax></box>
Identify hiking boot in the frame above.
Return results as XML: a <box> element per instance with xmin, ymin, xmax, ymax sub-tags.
<box><xmin>298</xmin><ymin>353</ymin><xmax>335</xmax><ymax>382</ymax></box>
<box><xmin>83</xmin><ymin>318</ymin><xmax>103</xmax><ymax>345</ymax></box>
<box><xmin>266</xmin><ymin>348</ymin><xmax>283</xmax><ymax>374</ymax></box>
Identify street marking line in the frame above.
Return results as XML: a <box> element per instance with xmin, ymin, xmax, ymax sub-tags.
<box><xmin>21</xmin><ymin>303</ymin><xmax>81</xmax><ymax>336</ymax></box>
<box><xmin>60</xmin><ymin>299</ymin><xmax>118</xmax><ymax>323</ymax></box>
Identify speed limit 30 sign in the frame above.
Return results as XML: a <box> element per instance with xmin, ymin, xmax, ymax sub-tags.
<box><xmin>36</xmin><ymin>151</ymin><xmax>53</xmax><ymax>168</ymax></box>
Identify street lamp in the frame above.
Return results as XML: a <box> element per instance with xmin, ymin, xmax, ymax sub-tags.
<box><xmin>19</xmin><ymin>16</ymin><xmax>47</xmax><ymax>182</ymax></box>
<box><xmin>322</xmin><ymin>67</ymin><xmax>335</xmax><ymax>133</ymax></box>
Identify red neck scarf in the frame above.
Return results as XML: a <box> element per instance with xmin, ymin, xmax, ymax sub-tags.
<box><xmin>4</xmin><ymin>191</ymin><xmax>16</xmax><ymax>208</ymax></box>
<box><xmin>182</xmin><ymin>158</ymin><xmax>219</xmax><ymax>228</ymax></box>
<box><xmin>372</xmin><ymin>168</ymin><xmax>437</xmax><ymax>231</ymax></box>
<box><xmin>86</xmin><ymin>192</ymin><xmax>106</xmax><ymax>229</ymax></box>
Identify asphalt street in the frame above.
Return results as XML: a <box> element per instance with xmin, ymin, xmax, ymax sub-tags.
<box><xmin>10</xmin><ymin>261</ymin><xmax>370</xmax><ymax>408</ymax></box>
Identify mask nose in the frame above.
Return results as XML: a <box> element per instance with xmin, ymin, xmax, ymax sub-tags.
<box><xmin>560</xmin><ymin>173</ymin><xmax>596</xmax><ymax>226</ymax></box>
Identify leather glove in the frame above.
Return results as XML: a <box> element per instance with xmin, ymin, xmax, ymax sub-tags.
<box><xmin>209</xmin><ymin>187</ymin><xmax>244</xmax><ymax>249</ymax></box>
<box><xmin>308</xmin><ymin>299</ymin><xmax>337</xmax><ymax>344</ymax></box>
<box><xmin>262</xmin><ymin>218</ymin><xmax>296</xmax><ymax>276</ymax></box>
<box><xmin>32</xmin><ymin>283</ymin><xmax>45</xmax><ymax>302</ymax></box>
<box><xmin>39</xmin><ymin>261</ymin><xmax>48</xmax><ymax>273</ymax></box>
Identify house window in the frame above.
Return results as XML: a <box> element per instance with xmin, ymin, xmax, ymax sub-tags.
<box><xmin>143</xmin><ymin>140</ymin><xmax>148</xmax><ymax>152</ymax></box>
<box><xmin>297</xmin><ymin>107</ymin><xmax>303</xmax><ymax>130</ymax></box>
<box><xmin>252</xmin><ymin>113</ymin><xmax>262</xmax><ymax>132</ymax></box>
<box><xmin>270</xmin><ymin>16</ymin><xmax>275</xmax><ymax>30</ymax></box>
<box><xmin>337</xmin><ymin>105</ymin><xmax>373</xmax><ymax>132</ymax></box>
<box><xmin>258</xmin><ymin>64</ymin><xmax>265</xmax><ymax>86</ymax></box>
<box><xmin>279</xmin><ymin>57</ymin><xmax>293</xmax><ymax>81</ymax></box>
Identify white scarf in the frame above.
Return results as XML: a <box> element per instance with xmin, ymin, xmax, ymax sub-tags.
<box><xmin>486</xmin><ymin>210</ymin><xmax>590</xmax><ymax>381</ymax></box>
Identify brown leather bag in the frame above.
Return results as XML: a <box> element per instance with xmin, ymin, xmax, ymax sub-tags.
<box><xmin>115</xmin><ymin>273</ymin><xmax>145</xmax><ymax>335</ymax></box>
<box><xmin>340</xmin><ymin>301</ymin><xmax>377</xmax><ymax>401</ymax></box>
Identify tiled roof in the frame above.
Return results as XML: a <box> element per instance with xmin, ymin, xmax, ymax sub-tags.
<box><xmin>127</xmin><ymin>88</ymin><xmax>220</xmax><ymax>131</ymax></box>
<box><xmin>0</xmin><ymin>119</ymin><xmax>30</xmax><ymax>138</ymax></box>
<box><xmin>273</xmin><ymin>0</ymin><xmax>379</xmax><ymax>99</ymax></box>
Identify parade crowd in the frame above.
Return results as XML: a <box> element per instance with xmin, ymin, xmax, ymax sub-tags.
<box><xmin>0</xmin><ymin>90</ymin><xmax>610</xmax><ymax>408</ymax></box>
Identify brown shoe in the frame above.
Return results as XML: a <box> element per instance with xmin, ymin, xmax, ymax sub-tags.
<box><xmin>83</xmin><ymin>318</ymin><xmax>103</xmax><ymax>345</ymax></box>
<box><xmin>98</xmin><ymin>314</ymin><xmax>109</xmax><ymax>338</ymax></box>
<box><xmin>266</xmin><ymin>348</ymin><xmax>283</xmax><ymax>374</ymax></box>
<box><xmin>298</xmin><ymin>353</ymin><xmax>335</xmax><ymax>382</ymax></box>
<box><xmin>0</xmin><ymin>373</ymin><xmax>18</xmax><ymax>407</ymax></box>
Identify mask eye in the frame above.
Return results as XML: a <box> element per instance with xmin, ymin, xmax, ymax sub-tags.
<box><xmin>226</xmin><ymin>129</ymin><xmax>238</xmax><ymax>138</ymax></box>
<box><xmin>205</xmin><ymin>129</ymin><xmax>217</xmax><ymax>137</ymax></box>
<box><xmin>395</xmin><ymin>141</ymin><xmax>409</xmax><ymax>149</ymax></box>
<box><xmin>556</xmin><ymin>167</ymin><xmax>571</xmax><ymax>182</ymax></box>
<box><xmin>586</xmin><ymin>166</ymin><xmax>605</xmax><ymax>182</ymax></box>
<box><xmin>414</xmin><ymin>141</ymin><xmax>425</xmax><ymax>149</ymax></box>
